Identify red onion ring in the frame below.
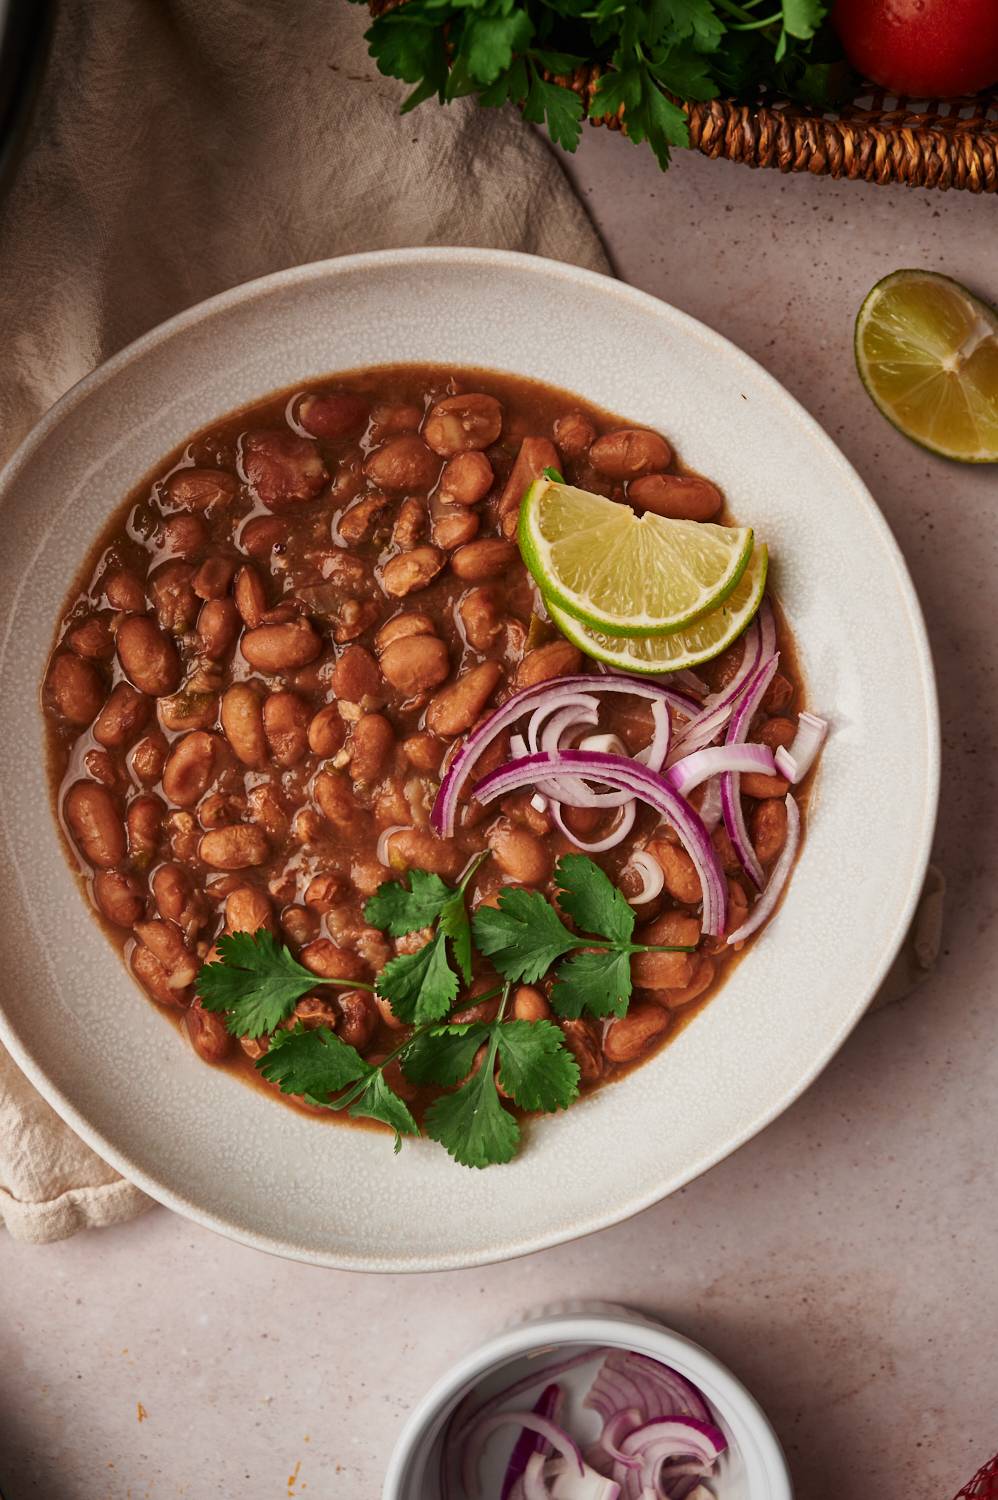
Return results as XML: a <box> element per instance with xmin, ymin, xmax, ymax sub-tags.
<box><xmin>720</xmin><ymin>654</ymin><xmax>780</xmax><ymax>891</ymax></box>
<box><xmin>726</xmin><ymin>794</ymin><xmax>800</xmax><ymax>945</ymax></box>
<box><xmin>666</xmin><ymin>743</ymin><xmax>776</xmax><ymax>799</ymax></box>
<box><xmin>774</xmin><ymin>711</ymin><xmax>828</xmax><ymax>784</ymax></box>
<box><xmin>461</xmin><ymin>1412</ymin><xmax>585</xmax><ymax>1499</ymax></box>
<box><xmin>551</xmin><ymin>799</ymin><xmax>637</xmax><ymax>854</ymax></box>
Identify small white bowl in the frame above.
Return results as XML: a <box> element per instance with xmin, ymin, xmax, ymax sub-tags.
<box><xmin>383</xmin><ymin>1304</ymin><xmax>792</xmax><ymax>1499</ymax></box>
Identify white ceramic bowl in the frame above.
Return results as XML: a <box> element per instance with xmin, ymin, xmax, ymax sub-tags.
<box><xmin>382</xmin><ymin>1305</ymin><xmax>792</xmax><ymax>1499</ymax></box>
<box><xmin>0</xmin><ymin>248</ymin><xmax>938</xmax><ymax>1270</ymax></box>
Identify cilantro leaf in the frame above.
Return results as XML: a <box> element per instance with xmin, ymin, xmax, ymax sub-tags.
<box><xmin>377</xmin><ymin>932</ymin><xmax>459</xmax><ymax>1025</ymax></box>
<box><xmin>347</xmin><ymin>1071</ymin><xmax>420</xmax><ymax>1153</ymax></box>
<box><xmin>473</xmin><ymin>887</ymin><xmax>578</xmax><ymax>983</ymax></box>
<box><xmin>495</xmin><ymin>1020</ymin><xmax>580</xmax><ymax>1112</ymax></box>
<box><xmin>542</xmin><ymin>465</ymin><xmax>565</xmax><ymax>483</ymax></box>
<box><xmin>424</xmin><ymin>1045</ymin><xmax>520</xmax><ymax>1169</ymax></box>
<box><xmin>256</xmin><ymin>1024</ymin><xmax>367</xmax><ymax>1102</ymax></box>
<box><xmin>402</xmin><ymin>1023</ymin><xmax>490</xmax><ymax>1087</ymax></box>
<box><xmin>555</xmin><ymin>854</ymin><xmax>634</xmax><ymax>945</ymax></box>
<box><xmin>197</xmin><ymin>930</ymin><xmax>320</xmax><ymax>1038</ymax></box>
<box><xmin>551</xmin><ymin>948</ymin><xmax>633</xmax><ymax>1020</ymax></box>
<box><xmin>522</xmin><ymin>73</ymin><xmax>584</xmax><ymax>152</ymax></box>
<box><xmin>364</xmin><ymin>869</ymin><xmax>453</xmax><ymax>937</ymax></box>
<box><xmin>438</xmin><ymin>889</ymin><xmax>475</xmax><ymax>985</ymax></box>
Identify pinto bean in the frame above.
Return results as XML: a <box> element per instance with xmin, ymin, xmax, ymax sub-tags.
<box><xmin>365</xmin><ymin>435</ymin><xmax>439</xmax><ymax>492</ymax></box>
<box><xmin>116</xmin><ymin>615</ymin><xmax>181</xmax><ymax>697</ymax></box>
<box><xmin>46</xmin><ymin>653</ymin><xmax>105</xmax><ymax>725</ymax></box>
<box><xmin>497</xmin><ymin>437</ymin><xmax>560</xmax><ymax>538</ymax></box>
<box><xmin>758</xmin><ymin>716</ymin><xmax>796</xmax><ymax>751</ymax></box>
<box><xmin>193</xmin><ymin>556</ymin><xmax>238</xmax><ymax>600</ymax></box>
<box><xmin>130</xmin><ymin>731</ymin><xmax>169</xmax><ymax>786</ymax></box>
<box><xmin>560</xmin><ymin>1018</ymin><xmax>603</xmax><ymax>1084</ymax></box>
<box><xmin>240</xmin><ymin>515</ymin><xmax>289</xmax><ymax>559</ymax></box>
<box><xmin>83</xmin><ymin>749</ymin><xmax>122</xmax><ymax>788</ymax></box>
<box><xmin>297</xmin><ymin>391</ymin><xmax>368</xmax><ymax>439</ymax></box>
<box><xmin>165</xmin><ymin>468</ymin><xmax>238</xmax><ymax>511</ymax></box>
<box><xmin>640</xmin><ymin>910</ymin><xmax>701</xmax><ymax>948</ymax></box>
<box><xmin>392</xmin><ymin>497</ymin><xmax>427</xmax><ymax>549</ymax></box>
<box><xmin>333</xmin><ymin>644</ymin><xmax>381</xmax><ymax>703</ymax></box>
<box><xmin>148</xmin><ymin>562</ymin><xmax>198</xmax><ymax>633</ymax></box>
<box><xmin>300</xmin><ymin>939</ymin><xmax>368</xmax><ymax>982</ymax></box>
<box><xmin>431</xmin><ymin>507</ymin><xmax>480</xmax><ymax>551</ymax></box>
<box><xmin>313</xmin><ymin>769</ymin><xmax>362</xmax><ymax>830</ymax></box>
<box><xmin>65</xmin><ymin>782</ymin><xmax>125</xmax><ymax>871</ymax></box>
<box><xmin>242</xmin><ymin>430</ymin><xmax>328</xmax><ymax>508</ymax></box>
<box><xmin>348</xmin><ymin>713</ymin><xmax>394</xmax><ymax>783</ymax></box>
<box><xmin>426</xmin><ymin>661</ymin><xmax>502</xmax><ymax>737</ymax></box>
<box><xmin>234</xmin><ymin>565</ymin><xmax>267</xmax><ymax>628</ymax></box>
<box><xmin>375</xmin><ymin>613</ymin><xmax>434</xmax><ymax>651</ymax></box>
<box><xmin>66</xmin><ymin>614</ymin><xmax>114</xmax><ymax>661</ymax></box>
<box><xmin>240</xmin><ymin>617</ymin><xmax>321</xmax><ymax>672</ymax></box>
<box><xmin>647</xmin><ymin>839</ymin><xmax>702</xmax><ymax>905</ymax></box>
<box><xmin>449</xmin><ymin>538</ymin><xmax>517</xmax><ymax>582</ymax></box>
<box><xmin>603</xmin><ymin>1003</ymin><xmax>671</xmax><ymax>1064</ymax></box>
<box><xmin>157</xmin><ymin>689</ymin><xmax>219</xmax><ymax>734</ymax></box>
<box><xmin>711</xmin><ymin>821</ymin><xmax>741</xmax><ymax>875</ymax></box>
<box><xmin>196</xmin><ymin>597</ymin><xmax>240</xmax><ymax>659</ymax></box>
<box><xmin>162</xmin><ymin>730</ymin><xmax>224</xmax><ymax>807</ymax></box>
<box><xmin>515</xmin><ymin>640</ymin><xmax>582</xmax><ymax>690</ymax></box>
<box><xmin>423</xmin><ymin>393</ymin><xmax>502</xmax><ymax>456</ymax></box>
<box><xmin>438</xmin><ymin>450</ymin><xmax>493</xmax><ymax>505</ymax></box>
<box><xmin>131</xmin><ymin>939</ymin><xmax>193</xmax><ymax>1008</ymax></box>
<box><xmin>281</xmin><ymin>905</ymin><xmax>320</xmax><ymax>947</ymax></box>
<box><xmin>740</xmin><ymin>771</ymin><xmax>791</xmax><ymax>799</ymax></box>
<box><xmin>337</xmin><ymin>990</ymin><xmax>378</xmax><ymax>1051</ymax></box>
<box><xmin>386</xmin><ymin>828</ymin><xmax>464</xmax><ymax>880</ymax></box>
<box><xmin>590</xmin><ymin>429</ymin><xmax>671</xmax><ymax>480</ymax></box>
<box><xmin>458</xmin><ymin>587</ymin><xmax>502</xmax><ymax>651</ymax></box>
<box><xmin>150</xmin><ymin>862</ymin><xmax>200</xmax><ymax>928</ymax></box>
<box><xmin>157</xmin><ymin>513</ymin><xmax>208</xmax><ymax>559</ymax></box>
<box><xmin>307</xmin><ymin>705</ymin><xmax>346</xmax><ymax>759</ymax></box>
<box><xmin>333</xmin><ymin>597</ymin><xmax>380</xmax><ymax>645</ymax></box>
<box><xmin>488</xmin><ymin>821</ymin><xmax>551</xmax><ymax>885</ymax></box>
<box><xmin>761</xmin><ymin>672</ymin><xmax>794</xmax><ymax>714</ymax></box>
<box><xmin>90</xmin><ymin>682</ymin><xmax>149</xmax><ymax>749</ymax></box>
<box><xmin>451</xmin><ymin>995</ymin><xmax>501</xmax><ymax>1025</ymax></box>
<box><xmin>304</xmin><ymin>873</ymin><xmax>348</xmax><ymax>912</ymax></box>
<box><xmin>402</xmin><ymin>732</ymin><xmax>444</xmax><ymax>773</ymax></box>
<box><xmin>553</xmin><ymin>411</ymin><xmax>596</xmax><ymax>458</ymax></box>
<box><xmin>631</xmin><ymin>948</ymin><xmax>693</xmax><ymax>989</ymax></box>
<box><xmin>247</xmin><ymin>782</ymin><xmax>289</xmax><ymax>840</ymax></box>
<box><xmin>513</xmin><ymin>985</ymin><xmax>552</xmax><ymax>1022</ymax></box>
<box><xmin>220</xmin><ymin>683</ymin><xmax>267</xmax><ymax>767</ymax></box>
<box><xmin>290</xmin><ymin>994</ymin><xmax>338</xmax><ymax>1031</ymax></box>
<box><xmin>126</xmin><ymin>794</ymin><xmax>164</xmax><ymax>863</ymax></box>
<box><xmin>104</xmin><ymin>569</ymin><xmax>146</xmax><ymax>613</ymax></box>
<box><xmin>93</xmin><ymin>869</ymin><xmax>145</xmax><ymax>927</ymax></box>
<box><xmin>371</xmin><ymin>403</ymin><xmax>423</xmax><ymax>436</ymax></box>
<box><xmin>628</xmin><ymin>473</ymin><xmax>722</xmax><ymax>521</ymax></box>
<box><xmin>660</xmin><ymin>953</ymin><xmax>716</xmax><ymax>1009</ymax></box>
<box><xmin>261</xmin><ymin>691</ymin><xmax>311</xmax><ymax>768</ymax></box>
<box><xmin>751</xmin><ymin>797</ymin><xmax>789</xmax><ymax>863</ymax></box>
<box><xmin>380</xmin><ymin>633</ymin><xmax>450</xmax><ymax>696</ymax></box>
<box><xmin>338</xmin><ymin>494</ymin><xmax>391</xmax><ymax>546</ymax></box>
<box><xmin>184</xmin><ymin>1000</ymin><xmax>233</xmax><ymax>1063</ymax></box>
<box><xmin>380</xmin><ymin>545</ymin><xmax>445</xmax><ymax>597</ymax></box>
<box><xmin>199</xmin><ymin>824</ymin><xmax>269</xmax><ymax>869</ymax></box>
<box><xmin>224</xmin><ymin>883</ymin><xmax>274</xmax><ymax>934</ymax></box>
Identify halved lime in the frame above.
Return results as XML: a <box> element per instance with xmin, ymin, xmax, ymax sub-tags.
<box><xmin>855</xmin><ymin>270</ymin><xmax>998</xmax><ymax>463</ymax></box>
<box><xmin>545</xmin><ymin>545</ymin><xmax>768</xmax><ymax>675</ymax></box>
<box><xmin>518</xmin><ymin>478</ymin><xmax>753</xmax><ymax>638</ymax></box>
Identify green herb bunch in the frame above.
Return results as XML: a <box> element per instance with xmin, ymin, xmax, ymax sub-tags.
<box><xmin>349</xmin><ymin>0</ymin><xmax>846</xmax><ymax>173</ymax></box>
<box><xmin>197</xmin><ymin>853</ymin><xmax>693</xmax><ymax>1168</ymax></box>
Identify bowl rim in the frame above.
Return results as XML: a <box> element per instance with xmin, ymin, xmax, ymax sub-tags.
<box><xmin>381</xmin><ymin>1306</ymin><xmax>794</xmax><ymax>1499</ymax></box>
<box><xmin>0</xmin><ymin>247</ymin><xmax>940</xmax><ymax>1270</ymax></box>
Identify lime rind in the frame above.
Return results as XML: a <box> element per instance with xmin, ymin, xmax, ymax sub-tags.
<box><xmin>545</xmin><ymin>545</ymin><xmax>769</xmax><ymax>675</ymax></box>
<box><xmin>518</xmin><ymin>478</ymin><xmax>754</xmax><ymax>638</ymax></box>
<box><xmin>855</xmin><ymin>269</ymin><xmax>998</xmax><ymax>465</ymax></box>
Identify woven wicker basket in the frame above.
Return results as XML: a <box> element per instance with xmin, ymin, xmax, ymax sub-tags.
<box><xmin>366</xmin><ymin>2</ymin><xmax>997</xmax><ymax>194</ymax></box>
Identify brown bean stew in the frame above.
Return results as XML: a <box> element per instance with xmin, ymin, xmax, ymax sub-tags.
<box><xmin>43</xmin><ymin>364</ymin><xmax>807</xmax><ymax>1161</ymax></box>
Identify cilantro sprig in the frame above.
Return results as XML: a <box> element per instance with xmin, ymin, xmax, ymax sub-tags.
<box><xmin>473</xmin><ymin>854</ymin><xmax>695</xmax><ymax>1021</ymax></box>
<box><xmin>197</xmin><ymin>929</ymin><xmax>374</xmax><ymax>1039</ymax></box>
<box><xmin>352</xmin><ymin>0</ymin><xmax>840</xmax><ymax>177</ymax></box>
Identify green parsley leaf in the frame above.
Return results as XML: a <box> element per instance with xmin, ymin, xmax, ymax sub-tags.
<box><xmin>377</xmin><ymin>932</ymin><xmax>459</xmax><ymax>1025</ymax></box>
<box><xmin>462</xmin><ymin>11</ymin><xmax>533</xmax><ymax>86</ymax></box>
<box><xmin>592</xmin><ymin>65</ymin><xmax>641</xmax><ymax>123</ymax></box>
<box><xmin>656</xmin><ymin>0</ymin><xmax>725</xmax><ymax>51</ymax></box>
<box><xmin>473</xmin><ymin>887</ymin><xmax>577</xmax><ymax>983</ymax></box>
<box><xmin>495</xmin><ymin>1020</ymin><xmax>580</xmax><ymax>1112</ymax></box>
<box><xmin>522</xmin><ymin>73</ymin><xmax>584</xmax><ymax>152</ymax></box>
<box><xmin>363</xmin><ymin>869</ymin><xmax>453</xmax><ymax>937</ymax></box>
<box><xmin>479</xmin><ymin>56</ymin><xmax>529</xmax><ymax>110</ymax></box>
<box><xmin>256</xmin><ymin>1024</ymin><xmax>366</xmax><ymax>1102</ymax></box>
<box><xmin>551</xmin><ymin>947</ymin><xmax>633</xmax><ymax>1020</ymax></box>
<box><xmin>197</xmin><ymin>930</ymin><xmax>321</xmax><ymax>1039</ymax></box>
<box><xmin>650</xmin><ymin>44</ymin><xmax>720</xmax><ymax>102</ymax></box>
<box><xmin>402</xmin><ymin>1023</ymin><xmax>490</xmax><ymax>1087</ymax></box>
<box><xmin>782</xmin><ymin>0</ymin><xmax>824</xmax><ymax>41</ymax></box>
<box><xmin>366</xmin><ymin>13</ymin><xmax>449</xmax><ymax>113</ymax></box>
<box><xmin>424</xmin><ymin>1042</ymin><xmax>520</xmax><ymax>1169</ymax></box>
<box><xmin>636</xmin><ymin>70</ymin><xmax>690</xmax><ymax>170</ymax></box>
<box><xmin>530</xmin><ymin>49</ymin><xmax>589</xmax><ymax>75</ymax></box>
<box><xmin>347</xmin><ymin>1071</ymin><xmax>420</xmax><ymax>1153</ymax></box>
<box><xmin>555</xmin><ymin>854</ymin><xmax>635</xmax><ymax>945</ymax></box>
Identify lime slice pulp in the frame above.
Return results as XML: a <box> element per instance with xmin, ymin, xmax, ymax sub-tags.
<box><xmin>518</xmin><ymin>478</ymin><xmax>753</xmax><ymax>638</ymax></box>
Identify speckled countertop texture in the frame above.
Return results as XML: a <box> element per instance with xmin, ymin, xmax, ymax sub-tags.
<box><xmin>2</xmin><ymin>132</ymin><xmax>997</xmax><ymax>1500</ymax></box>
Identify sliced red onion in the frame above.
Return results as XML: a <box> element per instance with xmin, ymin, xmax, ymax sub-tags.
<box><xmin>523</xmin><ymin>1451</ymin><xmax>550</xmax><ymax>1500</ymax></box>
<box><xmin>665</xmin><ymin>619</ymin><xmax>761</xmax><ymax>765</ymax></box>
<box><xmin>375</xmin><ymin>824</ymin><xmax>408</xmax><ymax>867</ymax></box>
<box><xmin>720</xmin><ymin>655</ymin><xmax>781</xmax><ymax>891</ymax></box>
<box><xmin>529</xmin><ymin>696</ymin><xmax>600</xmax><ymax>753</ymax></box>
<box><xmin>530</xmin><ymin>793</ymin><xmax>549</xmax><ymax>814</ymax></box>
<box><xmin>624</xmin><ymin>852</ymin><xmax>664</xmax><ymax>906</ymax></box>
<box><xmin>666</xmin><ymin>743</ymin><xmax>776</xmax><ymax>799</ymax></box>
<box><xmin>503</xmin><ymin>1385</ymin><xmax>563</xmax><ymax>1500</ymax></box>
<box><xmin>635</xmin><ymin>700</ymin><xmax>671</xmax><ymax>773</ymax></box>
<box><xmin>672</xmin><ymin>669</ymin><xmax>709</xmax><ymax>696</ymax></box>
<box><xmin>462</xmin><ymin>1412</ymin><xmax>585</xmax><ymax>1500</ymax></box>
<box><xmin>774</xmin><ymin>712</ymin><xmax>828</xmax><ymax>785</ymax></box>
<box><xmin>472</xmin><ymin>751</ymin><xmax>726</xmax><ymax>936</ymax></box>
<box><xmin>579</xmin><ymin>732</ymin><xmax>627</xmax><ymax>756</ymax></box>
<box><xmin>584</xmin><ymin>1350</ymin><xmax>711</xmax><ymax>1426</ymax></box>
<box><xmin>551</xmin><ymin>799</ymin><xmax>637</xmax><ymax>854</ymax></box>
<box><xmin>615</xmin><ymin>1418</ymin><xmax>727</xmax><ymax>1500</ymax></box>
<box><xmin>596</xmin><ymin>1411</ymin><xmax>644</xmax><ymax>1472</ymax></box>
<box><xmin>453</xmin><ymin>1351</ymin><xmax>604</xmax><ymax>1448</ymax></box>
<box><xmin>698</xmin><ymin>777</ymin><xmax>722</xmax><ymax>835</ymax></box>
<box><xmin>545</xmin><ymin>1456</ymin><xmax>622</xmax><ymax>1499</ymax></box>
<box><xmin>726</xmin><ymin>794</ymin><xmax>800</xmax><ymax>945</ymax></box>
<box><xmin>432</xmin><ymin>677</ymin><xmax>699</xmax><ymax>838</ymax></box>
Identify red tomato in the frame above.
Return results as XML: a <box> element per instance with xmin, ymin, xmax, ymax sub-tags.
<box><xmin>833</xmin><ymin>0</ymin><xmax>998</xmax><ymax>96</ymax></box>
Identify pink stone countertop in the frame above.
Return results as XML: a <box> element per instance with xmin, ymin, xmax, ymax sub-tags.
<box><xmin>3</xmin><ymin>133</ymin><xmax>997</xmax><ymax>1500</ymax></box>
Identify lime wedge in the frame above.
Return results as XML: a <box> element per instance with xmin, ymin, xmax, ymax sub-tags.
<box><xmin>545</xmin><ymin>545</ymin><xmax>768</xmax><ymax>675</ymax></box>
<box><xmin>518</xmin><ymin>478</ymin><xmax>753</xmax><ymax>638</ymax></box>
<box><xmin>855</xmin><ymin>270</ymin><xmax>998</xmax><ymax>463</ymax></box>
